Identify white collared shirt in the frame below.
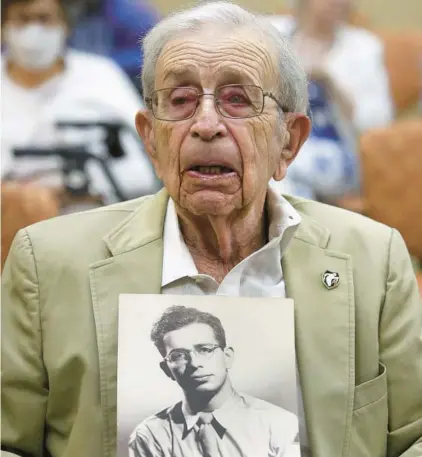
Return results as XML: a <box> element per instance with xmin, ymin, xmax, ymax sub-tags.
<box><xmin>129</xmin><ymin>392</ymin><xmax>300</xmax><ymax>457</ymax></box>
<box><xmin>161</xmin><ymin>183</ymin><xmax>301</xmax><ymax>296</ymax></box>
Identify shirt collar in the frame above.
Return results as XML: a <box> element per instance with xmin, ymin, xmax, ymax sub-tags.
<box><xmin>266</xmin><ymin>181</ymin><xmax>301</xmax><ymax>242</ymax></box>
<box><xmin>161</xmin><ymin>198</ymin><xmax>198</xmax><ymax>286</ymax></box>
<box><xmin>161</xmin><ymin>182</ymin><xmax>301</xmax><ymax>287</ymax></box>
<box><xmin>181</xmin><ymin>391</ymin><xmax>243</xmax><ymax>437</ymax></box>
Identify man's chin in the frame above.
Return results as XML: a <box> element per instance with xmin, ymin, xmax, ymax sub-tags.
<box><xmin>181</xmin><ymin>191</ymin><xmax>240</xmax><ymax>217</ymax></box>
<box><xmin>188</xmin><ymin>384</ymin><xmax>216</xmax><ymax>395</ymax></box>
<box><xmin>185</xmin><ymin>380</ymin><xmax>216</xmax><ymax>393</ymax></box>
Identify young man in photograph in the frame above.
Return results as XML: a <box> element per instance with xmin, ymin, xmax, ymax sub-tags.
<box><xmin>128</xmin><ymin>306</ymin><xmax>299</xmax><ymax>457</ymax></box>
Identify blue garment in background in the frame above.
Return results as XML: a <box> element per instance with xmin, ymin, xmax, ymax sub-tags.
<box><xmin>282</xmin><ymin>79</ymin><xmax>359</xmax><ymax>200</ymax></box>
<box><xmin>308</xmin><ymin>80</ymin><xmax>356</xmax><ymax>186</ymax></box>
<box><xmin>69</xmin><ymin>0</ymin><xmax>159</xmax><ymax>84</ymax></box>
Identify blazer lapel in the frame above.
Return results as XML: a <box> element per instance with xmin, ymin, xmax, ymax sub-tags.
<box><xmin>283</xmin><ymin>215</ymin><xmax>356</xmax><ymax>457</ymax></box>
<box><xmin>89</xmin><ymin>190</ymin><xmax>169</xmax><ymax>457</ymax></box>
<box><xmin>88</xmin><ymin>190</ymin><xmax>356</xmax><ymax>457</ymax></box>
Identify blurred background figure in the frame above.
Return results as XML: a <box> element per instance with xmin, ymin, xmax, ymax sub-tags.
<box><xmin>270</xmin><ymin>0</ymin><xmax>394</xmax><ymax>202</ymax></box>
<box><xmin>67</xmin><ymin>0</ymin><xmax>159</xmax><ymax>89</ymax></box>
<box><xmin>1</xmin><ymin>0</ymin><xmax>160</xmax><ymax>210</ymax></box>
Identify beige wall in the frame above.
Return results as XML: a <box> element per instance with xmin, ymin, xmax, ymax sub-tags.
<box><xmin>355</xmin><ymin>0</ymin><xmax>422</xmax><ymax>30</ymax></box>
<box><xmin>152</xmin><ymin>0</ymin><xmax>422</xmax><ymax>31</ymax></box>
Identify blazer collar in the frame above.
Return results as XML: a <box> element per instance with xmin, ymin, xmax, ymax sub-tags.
<box><xmin>102</xmin><ymin>190</ymin><xmax>331</xmax><ymax>258</ymax></box>
<box><xmin>283</xmin><ymin>196</ymin><xmax>330</xmax><ymax>249</ymax></box>
<box><xmin>103</xmin><ymin>187</ymin><xmax>169</xmax><ymax>257</ymax></box>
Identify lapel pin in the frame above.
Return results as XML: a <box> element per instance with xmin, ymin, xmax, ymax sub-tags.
<box><xmin>322</xmin><ymin>270</ymin><xmax>340</xmax><ymax>290</ymax></box>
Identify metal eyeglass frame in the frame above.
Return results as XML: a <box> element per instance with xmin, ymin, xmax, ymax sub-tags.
<box><xmin>145</xmin><ymin>84</ymin><xmax>288</xmax><ymax>121</ymax></box>
<box><xmin>163</xmin><ymin>344</ymin><xmax>223</xmax><ymax>365</ymax></box>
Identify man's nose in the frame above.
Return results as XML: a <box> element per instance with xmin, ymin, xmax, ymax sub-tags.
<box><xmin>190</xmin><ymin>96</ymin><xmax>227</xmax><ymax>141</ymax></box>
<box><xmin>187</xmin><ymin>352</ymin><xmax>203</xmax><ymax>368</ymax></box>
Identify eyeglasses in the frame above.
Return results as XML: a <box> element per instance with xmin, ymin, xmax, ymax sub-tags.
<box><xmin>145</xmin><ymin>84</ymin><xmax>287</xmax><ymax>121</ymax></box>
<box><xmin>164</xmin><ymin>344</ymin><xmax>223</xmax><ymax>365</ymax></box>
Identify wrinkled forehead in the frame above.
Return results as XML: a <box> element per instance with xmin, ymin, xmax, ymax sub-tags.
<box><xmin>155</xmin><ymin>28</ymin><xmax>279</xmax><ymax>90</ymax></box>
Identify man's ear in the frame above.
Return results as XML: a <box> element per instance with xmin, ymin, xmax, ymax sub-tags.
<box><xmin>224</xmin><ymin>347</ymin><xmax>235</xmax><ymax>370</ymax></box>
<box><xmin>159</xmin><ymin>361</ymin><xmax>176</xmax><ymax>380</ymax></box>
<box><xmin>273</xmin><ymin>113</ymin><xmax>312</xmax><ymax>181</ymax></box>
<box><xmin>135</xmin><ymin>109</ymin><xmax>158</xmax><ymax>165</ymax></box>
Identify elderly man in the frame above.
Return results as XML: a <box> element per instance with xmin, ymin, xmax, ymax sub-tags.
<box><xmin>1</xmin><ymin>3</ymin><xmax>421</xmax><ymax>457</ymax></box>
<box><xmin>129</xmin><ymin>305</ymin><xmax>298</xmax><ymax>457</ymax></box>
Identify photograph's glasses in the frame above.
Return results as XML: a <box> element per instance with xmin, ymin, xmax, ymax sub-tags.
<box><xmin>164</xmin><ymin>344</ymin><xmax>223</xmax><ymax>365</ymax></box>
<box><xmin>145</xmin><ymin>84</ymin><xmax>287</xmax><ymax>121</ymax></box>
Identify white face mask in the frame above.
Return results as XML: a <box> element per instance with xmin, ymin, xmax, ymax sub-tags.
<box><xmin>4</xmin><ymin>24</ymin><xmax>67</xmax><ymax>70</ymax></box>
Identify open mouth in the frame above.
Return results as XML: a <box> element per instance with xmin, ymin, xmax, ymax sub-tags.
<box><xmin>189</xmin><ymin>165</ymin><xmax>235</xmax><ymax>175</ymax></box>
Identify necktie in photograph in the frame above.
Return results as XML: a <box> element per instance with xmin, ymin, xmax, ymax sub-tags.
<box><xmin>197</xmin><ymin>412</ymin><xmax>221</xmax><ymax>457</ymax></box>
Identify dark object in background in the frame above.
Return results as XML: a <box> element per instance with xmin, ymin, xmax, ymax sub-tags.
<box><xmin>67</xmin><ymin>0</ymin><xmax>159</xmax><ymax>89</ymax></box>
<box><xmin>13</xmin><ymin>143</ymin><xmax>126</xmax><ymax>202</ymax></box>
<box><xmin>12</xmin><ymin>120</ymin><xmax>133</xmax><ymax>202</ymax></box>
<box><xmin>56</xmin><ymin>120</ymin><xmax>126</xmax><ymax>158</ymax></box>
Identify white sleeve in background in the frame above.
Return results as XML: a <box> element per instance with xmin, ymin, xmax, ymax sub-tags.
<box><xmin>267</xmin><ymin>20</ymin><xmax>395</xmax><ymax>132</ymax></box>
<box><xmin>325</xmin><ymin>28</ymin><xmax>395</xmax><ymax>132</ymax></box>
<box><xmin>266</xmin><ymin>15</ymin><xmax>296</xmax><ymax>38</ymax></box>
<box><xmin>56</xmin><ymin>51</ymin><xmax>160</xmax><ymax>200</ymax></box>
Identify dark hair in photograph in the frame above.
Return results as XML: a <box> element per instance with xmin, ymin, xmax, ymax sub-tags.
<box><xmin>151</xmin><ymin>305</ymin><xmax>227</xmax><ymax>356</ymax></box>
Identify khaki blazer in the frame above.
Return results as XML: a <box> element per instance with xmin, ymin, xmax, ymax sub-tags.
<box><xmin>2</xmin><ymin>189</ymin><xmax>422</xmax><ymax>457</ymax></box>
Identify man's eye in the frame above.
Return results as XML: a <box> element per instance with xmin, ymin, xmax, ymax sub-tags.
<box><xmin>170</xmin><ymin>351</ymin><xmax>185</xmax><ymax>360</ymax></box>
<box><xmin>227</xmin><ymin>94</ymin><xmax>249</xmax><ymax>104</ymax></box>
<box><xmin>171</xmin><ymin>97</ymin><xmax>190</xmax><ymax>106</ymax></box>
<box><xmin>169</xmin><ymin>90</ymin><xmax>197</xmax><ymax>106</ymax></box>
<box><xmin>198</xmin><ymin>346</ymin><xmax>213</xmax><ymax>354</ymax></box>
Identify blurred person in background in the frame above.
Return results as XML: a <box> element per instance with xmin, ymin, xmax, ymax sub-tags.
<box><xmin>1</xmin><ymin>0</ymin><xmax>160</xmax><ymax>207</ymax></box>
<box><xmin>270</xmin><ymin>0</ymin><xmax>394</xmax><ymax>202</ymax></box>
<box><xmin>68</xmin><ymin>0</ymin><xmax>159</xmax><ymax>89</ymax></box>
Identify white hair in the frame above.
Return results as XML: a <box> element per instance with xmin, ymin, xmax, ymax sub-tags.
<box><xmin>141</xmin><ymin>1</ymin><xmax>309</xmax><ymax>113</ymax></box>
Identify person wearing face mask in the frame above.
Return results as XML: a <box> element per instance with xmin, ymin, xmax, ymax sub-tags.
<box><xmin>269</xmin><ymin>0</ymin><xmax>394</xmax><ymax>203</ymax></box>
<box><xmin>1</xmin><ymin>0</ymin><xmax>160</xmax><ymax>206</ymax></box>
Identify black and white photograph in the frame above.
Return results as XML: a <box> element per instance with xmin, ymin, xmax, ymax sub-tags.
<box><xmin>118</xmin><ymin>294</ymin><xmax>301</xmax><ymax>457</ymax></box>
